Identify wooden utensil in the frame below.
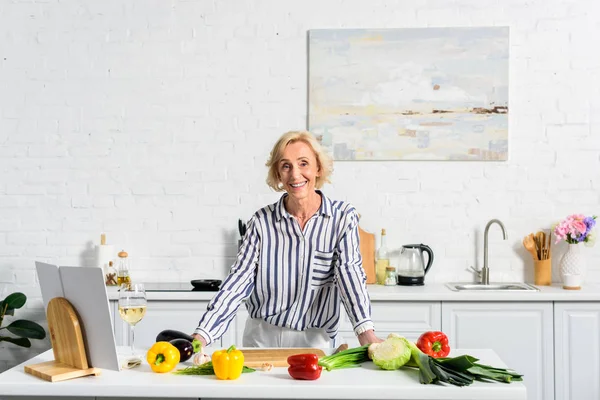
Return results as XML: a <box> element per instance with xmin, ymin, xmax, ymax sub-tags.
<box><xmin>533</xmin><ymin>235</ymin><xmax>540</xmax><ymax>260</ymax></box>
<box><xmin>523</xmin><ymin>234</ymin><xmax>539</xmax><ymax>261</ymax></box>
<box><xmin>241</xmin><ymin>348</ymin><xmax>326</xmax><ymax>368</ymax></box>
<box><xmin>536</xmin><ymin>231</ymin><xmax>546</xmax><ymax>259</ymax></box>
<box><xmin>358</xmin><ymin>222</ymin><xmax>376</xmax><ymax>284</ymax></box>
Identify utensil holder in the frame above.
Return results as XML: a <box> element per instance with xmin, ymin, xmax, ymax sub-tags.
<box><xmin>534</xmin><ymin>258</ymin><xmax>552</xmax><ymax>286</ymax></box>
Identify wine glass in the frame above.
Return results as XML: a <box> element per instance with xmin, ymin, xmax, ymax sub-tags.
<box><xmin>118</xmin><ymin>283</ymin><xmax>147</xmax><ymax>359</ymax></box>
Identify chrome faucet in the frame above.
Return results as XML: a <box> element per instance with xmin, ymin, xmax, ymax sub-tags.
<box><xmin>472</xmin><ymin>219</ymin><xmax>508</xmax><ymax>285</ymax></box>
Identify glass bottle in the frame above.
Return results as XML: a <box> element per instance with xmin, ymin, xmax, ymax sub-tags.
<box><xmin>117</xmin><ymin>250</ymin><xmax>132</xmax><ymax>288</ymax></box>
<box><xmin>376</xmin><ymin>229</ymin><xmax>390</xmax><ymax>285</ymax></box>
<box><xmin>384</xmin><ymin>266</ymin><xmax>397</xmax><ymax>286</ymax></box>
<box><xmin>105</xmin><ymin>260</ymin><xmax>118</xmax><ymax>286</ymax></box>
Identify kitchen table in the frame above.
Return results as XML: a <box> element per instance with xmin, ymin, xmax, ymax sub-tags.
<box><xmin>0</xmin><ymin>348</ymin><xmax>526</xmax><ymax>400</ymax></box>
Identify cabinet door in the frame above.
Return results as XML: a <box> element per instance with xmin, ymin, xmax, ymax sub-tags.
<box><xmin>114</xmin><ymin>300</ymin><xmax>215</xmax><ymax>349</ymax></box>
<box><xmin>339</xmin><ymin>302</ymin><xmax>441</xmax><ymax>347</ymax></box>
<box><xmin>442</xmin><ymin>302</ymin><xmax>553</xmax><ymax>400</ymax></box>
<box><xmin>110</xmin><ymin>300</ymin><xmax>128</xmax><ymax>346</ymax></box>
<box><xmin>0</xmin><ymin>398</ymin><xmax>92</xmax><ymax>400</ymax></box>
<box><xmin>554</xmin><ymin>302</ymin><xmax>600</xmax><ymax>400</ymax></box>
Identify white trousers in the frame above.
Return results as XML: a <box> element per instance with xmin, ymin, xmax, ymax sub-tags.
<box><xmin>242</xmin><ymin>318</ymin><xmax>344</xmax><ymax>348</ymax></box>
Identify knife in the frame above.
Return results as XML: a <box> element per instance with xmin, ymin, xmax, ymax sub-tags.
<box><xmin>333</xmin><ymin>343</ymin><xmax>348</xmax><ymax>354</ymax></box>
<box><xmin>238</xmin><ymin>219</ymin><xmax>247</xmax><ymax>238</ymax></box>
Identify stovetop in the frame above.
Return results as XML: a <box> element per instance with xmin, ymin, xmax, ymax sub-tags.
<box><xmin>143</xmin><ymin>281</ymin><xmax>221</xmax><ymax>292</ymax></box>
<box><xmin>143</xmin><ymin>282</ymin><xmax>195</xmax><ymax>292</ymax></box>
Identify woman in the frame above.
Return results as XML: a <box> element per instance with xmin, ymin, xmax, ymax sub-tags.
<box><xmin>192</xmin><ymin>131</ymin><xmax>381</xmax><ymax>348</ymax></box>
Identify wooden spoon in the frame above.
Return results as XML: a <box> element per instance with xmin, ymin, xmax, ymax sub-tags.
<box><xmin>532</xmin><ymin>235</ymin><xmax>541</xmax><ymax>260</ymax></box>
<box><xmin>523</xmin><ymin>234</ymin><xmax>539</xmax><ymax>261</ymax></box>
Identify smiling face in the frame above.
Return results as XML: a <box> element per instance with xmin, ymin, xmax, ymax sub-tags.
<box><xmin>278</xmin><ymin>141</ymin><xmax>321</xmax><ymax>201</ymax></box>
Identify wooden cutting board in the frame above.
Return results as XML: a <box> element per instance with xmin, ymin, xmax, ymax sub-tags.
<box><xmin>241</xmin><ymin>348</ymin><xmax>326</xmax><ymax>368</ymax></box>
<box><xmin>358</xmin><ymin>225</ymin><xmax>376</xmax><ymax>284</ymax></box>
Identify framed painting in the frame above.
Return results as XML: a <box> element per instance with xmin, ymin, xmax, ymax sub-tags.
<box><xmin>308</xmin><ymin>27</ymin><xmax>509</xmax><ymax>161</ymax></box>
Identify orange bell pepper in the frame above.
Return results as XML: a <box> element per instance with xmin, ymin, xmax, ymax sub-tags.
<box><xmin>146</xmin><ymin>341</ymin><xmax>180</xmax><ymax>373</ymax></box>
<box><xmin>211</xmin><ymin>345</ymin><xmax>244</xmax><ymax>380</ymax></box>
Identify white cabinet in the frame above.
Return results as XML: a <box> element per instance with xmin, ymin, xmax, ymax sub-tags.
<box><xmin>554</xmin><ymin>302</ymin><xmax>600</xmax><ymax>400</ymax></box>
<box><xmin>0</xmin><ymin>398</ymin><xmax>92</xmax><ymax>400</ymax></box>
<box><xmin>339</xmin><ymin>302</ymin><xmax>441</xmax><ymax>347</ymax></box>
<box><xmin>441</xmin><ymin>302</ymin><xmax>554</xmax><ymax>400</ymax></box>
<box><xmin>112</xmin><ymin>300</ymin><xmax>215</xmax><ymax>349</ymax></box>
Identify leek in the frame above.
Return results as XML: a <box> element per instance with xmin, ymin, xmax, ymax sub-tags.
<box><xmin>394</xmin><ymin>335</ymin><xmax>523</xmax><ymax>387</ymax></box>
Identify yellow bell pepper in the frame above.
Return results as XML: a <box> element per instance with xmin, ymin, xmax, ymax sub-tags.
<box><xmin>146</xmin><ymin>341</ymin><xmax>180</xmax><ymax>373</ymax></box>
<box><xmin>211</xmin><ymin>345</ymin><xmax>244</xmax><ymax>380</ymax></box>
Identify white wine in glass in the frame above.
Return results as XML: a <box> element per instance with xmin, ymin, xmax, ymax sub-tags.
<box><xmin>118</xmin><ymin>283</ymin><xmax>147</xmax><ymax>358</ymax></box>
<box><xmin>118</xmin><ymin>304</ymin><xmax>146</xmax><ymax>325</ymax></box>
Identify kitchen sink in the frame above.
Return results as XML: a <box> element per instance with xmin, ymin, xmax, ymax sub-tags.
<box><xmin>446</xmin><ymin>282</ymin><xmax>539</xmax><ymax>292</ymax></box>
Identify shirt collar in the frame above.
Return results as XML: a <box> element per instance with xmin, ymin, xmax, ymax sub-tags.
<box><xmin>275</xmin><ymin>190</ymin><xmax>333</xmax><ymax>222</ymax></box>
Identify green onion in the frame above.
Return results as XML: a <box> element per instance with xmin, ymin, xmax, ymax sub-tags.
<box><xmin>318</xmin><ymin>344</ymin><xmax>370</xmax><ymax>371</ymax></box>
<box><xmin>173</xmin><ymin>361</ymin><xmax>255</xmax><ymax>375</ymax></box>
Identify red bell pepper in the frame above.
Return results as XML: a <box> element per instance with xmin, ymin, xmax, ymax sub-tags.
<box><xmin>416</xmin><ymin>331</ymin><xmax>451</xmax><ymax>358</ymax></box>
<box><xmin>287</xmin><ymin>353</ymin><xmax>322</xmax><ymax>380</ymax></box>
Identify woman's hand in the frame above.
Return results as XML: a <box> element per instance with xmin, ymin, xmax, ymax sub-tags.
<box><xmin>357</xmin><ymin>329</ymin><xmax>384</xmax><ymax>346</ymax></box>
<box><xmin>191</xmin><ymin>333</ymin><xmax>208</xmax><ymax>348</ymax></box>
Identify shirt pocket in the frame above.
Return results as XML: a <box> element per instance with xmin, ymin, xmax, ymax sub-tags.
<box><xmin>310</xmin><ymin>249</ymin><xmax>337</xmax><ymax>289</ymax></box>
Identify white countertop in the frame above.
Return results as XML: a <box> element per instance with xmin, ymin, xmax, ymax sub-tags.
<box><xmin>0</xmin><ymin>348</ymin><xmax>526</xmax><ymax>400</ymax></box>
<box><xmin>107</xmin><ymin>283</ymin><xmax>600</xmax><ymax>302</ymax></box>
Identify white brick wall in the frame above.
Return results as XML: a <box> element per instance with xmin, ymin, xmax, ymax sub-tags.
<box><xmin>1</xmin><ymin>0</ymin><xmax>599</xmax><ymax>370</ymax></box>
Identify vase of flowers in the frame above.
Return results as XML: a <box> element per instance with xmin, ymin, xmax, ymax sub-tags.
<box><xmin>553</xmin><ymin>214</ymin><xmax>597</xmax><ymax>290</ymax></box>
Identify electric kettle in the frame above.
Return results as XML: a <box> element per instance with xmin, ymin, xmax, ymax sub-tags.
<box><xmin>396</xmin><ymin>244</ymin><xmax>434</xmax><ymax>286</ymax></box>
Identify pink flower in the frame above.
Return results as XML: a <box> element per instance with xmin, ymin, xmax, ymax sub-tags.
<box><xmin>553</xmin><ymin>225</ymin><xmax>568</xmax><ymax>242</ymax></box>
<box><xmin>554</xmin><ymin>213</ymin><xmax>598</xmax><ymax>246</ymax></box>
<box><xmin>571</xmin><ymin>220</ymin><xmax>587</xmax><ymax>235</ymax></box>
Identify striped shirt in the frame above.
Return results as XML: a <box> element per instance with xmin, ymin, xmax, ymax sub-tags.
<box><xmin>194</xmin><ymin>190</ymin><xmax>374</xmax><ymax>345</ymax></box>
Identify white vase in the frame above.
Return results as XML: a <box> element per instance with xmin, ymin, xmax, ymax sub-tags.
<box><xmin>559</xmin><ymin>244</ymin><xmax>585</xmax><ymax>290</ymax></box>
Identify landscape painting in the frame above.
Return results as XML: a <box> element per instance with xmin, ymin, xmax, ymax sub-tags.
<box><xmin>308</xmin><ymin>27</ymin><xmax>509</xmax><ymax>161</ymax></box>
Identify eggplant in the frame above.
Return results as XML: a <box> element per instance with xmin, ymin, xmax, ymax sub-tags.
<box><xmin>156</xmin><ymin>329</ymin><xmax>194</xmax><ymax>343</ymax></box>
<box><xmin>169</xmin><ymin>338</ymin><xmax>198</xmax><ymax>362</ymax></box>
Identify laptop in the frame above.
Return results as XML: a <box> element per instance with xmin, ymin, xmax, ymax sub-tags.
<box><xmin>35</xmin><ymin>262</ymin><xmax>120</xmax><ymax>371</ymax></box>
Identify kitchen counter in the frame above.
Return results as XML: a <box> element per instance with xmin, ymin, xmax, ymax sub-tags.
<box><xmin>0</xmin><ymin>348</ymin><xmax>526</xmax><ymax>400</ymax></box>
<box><xmin>107</xmin><ymin>283</ymin><xmax>600</xmax><ymax>302</ymax></box>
